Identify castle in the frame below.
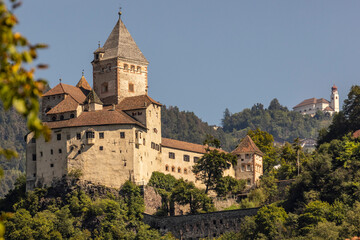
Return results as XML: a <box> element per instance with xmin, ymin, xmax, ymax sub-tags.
<box><xmin>293</xmin><ymin>85</ymin><xmax>340</xmax><ymax>116</ymax></box>
<box><xmin>25</xmin><ymin>14</ymin><xmax>263</xmax><ymax>191</ymax></box>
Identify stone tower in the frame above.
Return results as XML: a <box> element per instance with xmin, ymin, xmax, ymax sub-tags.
<box><xmin>92</xmin><ymin>14</ymin><xmax>149</xmax><ymax>105</ymax></box>
<box><xmin>330</xmin><ymin>84</ymin><xmax>339</xmax><ymax>113</ymax></box>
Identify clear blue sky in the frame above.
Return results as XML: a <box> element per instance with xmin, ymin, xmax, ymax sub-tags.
<box><xmin>14</xmin><ymin>1</ymin><xmax>360</xmax><ymax>125</ymax></box>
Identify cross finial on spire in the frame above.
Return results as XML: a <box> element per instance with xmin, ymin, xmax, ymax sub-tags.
<box><xmin>82</xmin><ymin>69</ymin><xmax>84</xmax><ymax>76</ymax></box>
<box><xmin>98</xmin><ymin>41</ymin><xmax>100</xmax><ymax>48</ymax></box>
<box><xmin>118</xmin><ymin>7</ymin><xmax>122</xmax><ymax>19</ymax></box>
<box><xmin>59</xmin><ymin>78</ymin><xmax>62</xmax><ymax>83</ymax></box>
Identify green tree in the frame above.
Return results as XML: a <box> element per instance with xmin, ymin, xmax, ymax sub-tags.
<box><xmin>120</xmin><ymin>180</ymin><xmax>145</xmax><ymax>221</ymax></box>
<box><xmin>192</xmin><ymin>136</ymin><xmax>237</xmax><ymax>193</ymax></box>
<box><xmin>171</xmin><ymin>179</ymin><xmax>214</xmax><ymax>214</ymax></box>
<box><xmin>148</xmin><ymin>171</ymin><xmax>177</xmax><ymax>216</ymax></box>
<box><xmin>255</xmin><ymin>204</ymin><xmax>288</xmax><ymax>240</ymax></box>
<box><xmin>247</xmin><ymin>128</ymin><xmax>278</xmax><ymax>173</ymax></box>
<box><xmin>215</xmin><ymin>176</ymin><xmax>246</xmax><ymax>197</ymax></box>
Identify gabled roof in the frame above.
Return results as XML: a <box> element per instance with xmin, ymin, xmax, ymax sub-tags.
<box><xmin>293</xmin><ymin>97</ymin><xmax>330</xmax><ymax>109</ymax></box>
<box><xmin>161</xmin><ymin>138</ymin><xmax>227</xmax><ymax>154</ymax></box>
<box><xmin>84</xmin><ymin>89</ymin><xmax>103</xmax><ymax>105</ymax></box>
<box><xmin>231</xmin><ymin>135</ymin><xmax>263</xmax><ymax>156</ymax></box>
<box><xmin>43</xmin><ymin>83</ymin><xmax>86</xmax><ymax>104</ymax></box>
<box><xmin>116</xmin><ymin>95</ymin><xmax>161</xmax><ymax>111</ymax></box>
<box><xmin>44</xmin><ymin>109</ymin><xmax>145</xmax><ymax>129</ymax></box>
<box><xmin>323</xmin><ymin>106</ymin><xmax>334</xmax><ymax>111</ymax></box>
<box><xmin>47</xmin><ymin>96</ymin><xmax>79</xmax><ymax>114</ymax></box>
<box><xmin>102</xmin><ymin>19</ymin><xmax>148</xmax><ymax>64</ymax></box>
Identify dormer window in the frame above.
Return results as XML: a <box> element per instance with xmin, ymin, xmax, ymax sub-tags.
<box><xmin>86</xmin><ymin>131</ymin><xmax>95</xmax><ymax>139</ymax></box>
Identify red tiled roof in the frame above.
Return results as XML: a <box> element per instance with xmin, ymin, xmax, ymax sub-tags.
<box><xmin>44</xmin><ymin>109</ymin><xmax>145</xmax><ymax>129</ymax></box>
<box><xmin>323</xmin><ymin>106</ymin><xmax>334</xmax><ymax>111</ymax></box>
<box><xmin>316</xmin><ymin>98</ymin><xmax>329</xmax><ymax>104</ymax></box>
<box><xmin>353</xmin><ymin>130</ymin><xmax>360</xmax><ymax>138</ymax></box>
<box><xmin>76</xmin><ymin>76</ymin><xmax>92</xmax><ymax>91</ymax></box>
<box><xmin>161</xmin><ymin>138</ymin><xmax>227</xmax><ymax>154</ymax></box>
<box><xmin>47</xmin><ymin>96</ymin><xmax>78</xmax><ymax>114</ymax></box>
<box><xmin>43</xmin><ymin>83</ymin><xmax>86</xmax><ymax>103</ymax></box>
<box><xmin>293</xmin><ymin>97</ymin><xmax>329</xmax><ymax>109</ymax></box>
<box><xmin>232</xmin><ymin>135</ymin><xmax>263</xmax><ymax>156</ymax></box>
<box><xmin>116</xmin><ymin>95</ymin><xmax>161</xmax><ymax>111</ymax></box>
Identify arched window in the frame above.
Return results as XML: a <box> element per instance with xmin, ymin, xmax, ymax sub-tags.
<box><xmin>137</xmin><ymin>66</ymin><xmax>141</xmax><ymax>73</ymax></box>
<box><xmin>70</xmin><ymin>113</ymin><xmax>75</xmax><ymax>118</ymax></box>
<box><xmin>184</xmin><ymin>168</ymin><xmax>188</xmax><ymax>174</ymax></box>
<box><xmin>165</xmin><ymin>165</ymin><xmax>169</xmax><ymax>171</ymax></box>
<box><xmin>131</xmin><ymin>65</ymin><xmax>135</xmax><ymax>72</ymax></box>
<box><xmin>171</xmin><ymin>166</ymin><xmax>175</xmax><ymax>172</ymax></box>
<box><xmin>178</xmin><ymin>167</ymin><xmax>181</xmax><ymax>173</ymax></box>
<box><xmin>124</xmin><ymin>64</ymin><xmax>128</xmax><ymax>71</ymax></box>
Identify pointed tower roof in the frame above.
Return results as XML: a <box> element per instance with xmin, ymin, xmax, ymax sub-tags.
<box><xmin>102</xmin><ymin>18</ymin><xmax>148</xmax><ymax>64</ymax></box>
<box><xmin>232</xmin><ymin>135</ymin><xmax>264</xmax><ymax>156</ymax></box>
<box><xmin>76</xmin><ymin>75</ymin><xmax>92</xmax><ymax>91</ymax></box>
<box><xmin>84</xmin><ymin>89</ymin><xmax>103</xmax><ymax>105</ymax></box>
<box><xmin>76</xmin><ymin>75</ymin><xmax>92</xmax><ymax>96</ymax></box>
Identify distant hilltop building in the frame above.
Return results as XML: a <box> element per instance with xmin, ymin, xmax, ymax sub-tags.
<box><xmin>25</xmin><ymin>13</ymin><xmax>263</xmax><ymax>191</ymax></box>
<box><xmin>293</xmin><ymin>85</ymin><xmax>339</xmax><ymax>116</ymax></box>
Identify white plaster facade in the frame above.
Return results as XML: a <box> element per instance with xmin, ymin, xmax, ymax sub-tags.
<box><xmin>293</xmin><ymin>85</ymin><xmax>340</xmax><ymax>116</ymax></box>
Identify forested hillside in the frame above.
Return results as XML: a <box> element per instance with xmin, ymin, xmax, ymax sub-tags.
<box><xmin>161</xmin><ymin>99</ymin><xmax>332</xmax><ymax>152</ymax></box>
<box><xmin>0</xmin><ymin>102</ymin><xmax>27</xmax><ymax>197</ymax></box>
<box><xmin>222</xmin><ymin>98</ymin><xmax>332</xmax><ymax>142</ymax></box>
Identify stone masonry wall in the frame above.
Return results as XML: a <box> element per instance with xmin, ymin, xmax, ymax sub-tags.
<box><xmin>143</xmin><ymin>207</ymin><xmax>259</xmax><ymax>240</ymax></box>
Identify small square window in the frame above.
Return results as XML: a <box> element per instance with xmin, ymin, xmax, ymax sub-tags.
<box><xmin>58</xmin><ymin>149</ymin><xmax>62</xmax><ymax>154</ymax></box>
<box><xmin>194</xmin><ymin>157</ymin><xmax>199</xmax><ymax>163</ymax></box>
<box><xmin>99</xmin><ymin>132</ymin><xmax>104</xmax><ymax>139</ymax></box>
<box><xmin>33</xmin><ymin>173</ymin><xmax>36</xmax><ymax>177</ymax></box>
<box><xmin>57</xmin><ymin>134</ymin><xmax>61</xmax><ymax>141</ymax></box>
<box><xmin>120</xmin><ymin>132</ymin><xmax>125</xmax><ymax>138</ymax></box>
<box><xmin>40</xmin><ymin>152</ymin><xmax>43</xmax><ymax>157</ymax></box>
<box><xmin>76</xmin><ymin>133</ymin><xmax>81</xmax><ymax>140</ymax></box>
<box><xmin>183</xmin><ymin>155</ymin><xmax>190</xmax><ymax>162</ymax></box>
<box><xmin>99</xmin><ymin>146</ymin><xmax>103</xmax><ymax>151</ymax></box>
<box><xmin>32</xmin><ymin>154</ymin><xmax>36</xmax><ymax>161</ymax></box>
<box><xmin>247</xmin><ymin>164</ymin><xmax>251</xmax><ymax>171</ymax></box>
<box><xmin>128</xmin><ymin>83</ymin><xmax>134</xmax><ymax>92</ymax></box>
<box><xmin>151</xmin><ymin>142</ymin><xmax>155</xmax><ymax>149</ymax></box>
<box><xmin>78</xmin><ymin>150</ymin><xmax>81</xmax><ymax>154</ymax></box>
<box><xmin>169</xmin><ymin>152</ymin><xmax>175</xmax><ymax>159</ymax></box>
<box><xmin>50</xmin><ymin>164</ymin><xmax>54</xmax><ymax>168</ymax></box>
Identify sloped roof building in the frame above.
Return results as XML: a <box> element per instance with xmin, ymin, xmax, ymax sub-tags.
<box><xmin>25</xmin><ymin>14</ymin><xmax>263</xmax><ymax>191</ymax></box>
<box><xmin>293</xmin><ymin>85</ymin><xmax>340</xmax><ymax>116</ymax></box>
